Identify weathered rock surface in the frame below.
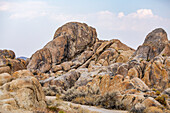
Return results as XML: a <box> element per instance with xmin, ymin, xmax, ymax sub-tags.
<box><xmin>0</xmin><ymin>50</ymin><xmax>26</xmax><ymax>74</ymax></box>
<box><xmin>27</xmin><ymin>22</ymin><xmax>98</xmax><ymax>73</ymax></box>
<box><xmin>142</xmin><ymin>56</ymin><xmax>169</xmax><ymax>91</ymax></box>
<box><xmin>132</xmin><ymin>28</ymin><xmax>168</xmax><ymax>61</ymax></box>
<box><xmin>1</xmin><ymin>22</ymin><xmax>170</xmax><ymax>113</ymax></box>
<box><xmin>0</xmin><ymin>72</ymin><xmax>46</xmax><ymax>111</ymax></box>
<box><xmin>0</xmin><ymin>73</ymin><xmax>12</xmax><ymax>86</ymax></box>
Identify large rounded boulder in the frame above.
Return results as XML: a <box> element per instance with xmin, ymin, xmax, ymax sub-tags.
<box><xmin>27</xmin><ymin>22</ymin><xmax>98</xmax><ymax>73</ymax></box>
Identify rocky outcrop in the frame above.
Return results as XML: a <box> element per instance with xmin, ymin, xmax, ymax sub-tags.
<box><xmin>0</xmin><ymin>50</ymin><xmax>26</xmax><ymax>74</ymax></box>
<box><xmin>142</xmin><ymin>56</ymin><xmax>169</xmax><ymax>91</ymax></box>
<box><xmin>2</xmin><ymin>22</ymin><xmax>169</xmax><ymax>113</ymax></box>
<box><xmin>0</xmin><ymin>71</ymin><xmax>46</xmax><ymax>111</ymax></box>
<box><xmin>27</xmin><ymin>22</ymin><xmax>98</xmax><ymax>73</ymax></box>
<box><xmin>132</xmin><ymin>28</ymin><xmax>168</xmax><ymax>61</ymax></box>
<box><xmin>61</xmin><ymin>74</ymin><xmax>162</xmax><ymax>112</ymax></box>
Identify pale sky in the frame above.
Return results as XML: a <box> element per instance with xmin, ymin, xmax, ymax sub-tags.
<box><xmin>0</xmin><ymin>0</ymin><xmax>170</xmax><ymax>57</ymax></box>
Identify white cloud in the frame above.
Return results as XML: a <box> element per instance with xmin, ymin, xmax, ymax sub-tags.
<box><xmin>0</xmin><ymin>1</ymin><xmax>169</xmax><ymax>49</ymax></box>
<box><xmin>0</xmin><ymin>1</ymin><xmax>50</xmax><ymax>19</ymax></box>
<box><xmin>118</xmin><ymin>12</ymin><xmax>124</xmax><ymax>18</ymax></box>
<box><xmin>0</xmin><ymin>2</ymin><xmax>9</xmax><ymax>11</ymax></box>
<box><xmin>127</xmin><ymin>9</ymin><xmax>154</xmax><ymax>19</ymax></box>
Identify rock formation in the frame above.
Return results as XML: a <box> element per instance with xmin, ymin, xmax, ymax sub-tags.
<box><xmin>0</xmin><ymin>70</ymin><xmax>46</xmax><ymax>111</ymax></box>
<box><xmin>0</xmin><ymin>50</ymin><xmax>26</xmax><ymax>74</ymax></box>
<box><xmin>1</xmin><ymin>22</ymin><xmax>170</xmax><ymax>113</ymax></box>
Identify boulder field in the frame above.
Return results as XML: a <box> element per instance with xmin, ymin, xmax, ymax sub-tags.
<box><xmin>0</xmin><ymin>22</ymin><xmax>169</xmax><ymax>113</ymax></box>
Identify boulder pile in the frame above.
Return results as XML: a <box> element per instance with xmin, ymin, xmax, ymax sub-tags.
<box><xmin>0</xmin><ymin>22</ymin><xmax>169</xmax><ymax>113</ymax></box>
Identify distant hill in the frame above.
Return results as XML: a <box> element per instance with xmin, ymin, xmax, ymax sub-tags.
<box><xmin>17</xmin><ymin>56</ymin><xmax>27</xmax><ymax>60</ymax></box>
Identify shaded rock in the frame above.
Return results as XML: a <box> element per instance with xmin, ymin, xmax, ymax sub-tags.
<box><xmin>75</xmin><ymin>69</ymin><xmax>93</xmax><ymax>86</ymax></box>
<box><xmin>42</xmin><ymin>85</ymin><xmax>63</xmax><ymax>96</ymax></box>
<box><xmin>142</xmin><ymin>56</ymin><xmax>169</xmax><ymax>91</ymax></box>
<box><xmin>71</xmin><ymin>50</ymin><xmax>93</xmax><ymax>68</ymax></box>
<box><xmin>0</xmin><ymin>50</ymin><xmax>15</xmax><ymax>59</ymax></box>
<box><xmin>0</xmin><ymin>52</ymin><xmax>26</xmax><ymax>74</ymax></box>
<box><xmin>51</xmin><ymin>70</ymin><xmax>80</xmax><ymax>90</ymax></box>
<box><xmin>116</xmin><ymin>64</ymin><xmax>128</xmax><ymax>77</ymax></box>
<box><xmin>27</xmin><ymin>48</ymin><xmax>52</xmax><ymax>73</ymax></box>
<box><xmin>132</xmin><ymin>28</ymin><xmax>168</xmax><ymax>61</ymax></box>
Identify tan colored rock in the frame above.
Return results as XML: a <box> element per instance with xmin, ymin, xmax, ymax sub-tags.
<box><xmin>0</xmin><ymin>76</ymin><xmax>46</xmax><ymax>110</ymax></box>
<box><xmin>12</xmin><ymin>70</ymin><xmax>34</xmax><ymax>79</ymax></box>
<box><xmin>116</xmin><ymin>50</ymin><xmax>134</xmax><ymax>63</ymax></box>
<box><xmin>51</xmin><ymin>65</ymin><xmax>62</xmax><ymax>72</ymax></box>
<box><xmin>2</xmin><ymin>104</ymin><xmax>14</xmax><ymax>111</ymax></box>
<box><xmin>142</xmin><ymin>56</ymin><xmax>169</xmax><ymax>91</ymax></box>
<box><xmin>144</xmin><ymin>106</ymin><xmax>163</xmax><ymax>113</ymax></box>
<box><xmin>0</xmin><ymin>98</ymin><xmax>18</xmax><ymax>109</ymax></box>
<box><xmin>142</xmin><ymin>97</ymin><xmax>162</xmax><ymax>108</ymax></box>
<box><xmin>127</xmin><ymin>67</ymin><xmax>139</xmax><ymax>79</ymax></box>
<box><xmin>110</xmin><ymin>39</ymin><xmax>134</xmax><ymax>51</ymax></box>
<box><xmin>131</xmin><ymin>77</ymin><xmax>149</xmax><ymax>91</ymax></box>
<box><xmin>87</xmin><ymin>74</ymin><xmax>148</xmax><ymax>96</ymax></box>
<box><xmin>0</xmin><ymin>66</ymin><xmax>10</xmax><ymax>74</ymax></box>
<box><xmin>98</xmin><ymin>48</ymin><xmax>118</xmax><ymax>63</ymax></box>
<box><xmin>0</xmin><ymin>58</ymin><xmax>26</xmax><ymax>74</ymax></box>
<box><xmin>28</xmin><ymin>22</ymin><xmax>97</xmax><ymax>73</ymax></box>
<box><xmin>61</xmin><ymin>62</ymin><xmax>71</xmax><ymax>71</ymax></box>
<box><xmin>0</xmin><ymin>73</ymin><xmax>12</xmax><ymax>86</ymax></box>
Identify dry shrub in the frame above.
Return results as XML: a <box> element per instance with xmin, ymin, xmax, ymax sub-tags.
<box><xmin>155</xmin><ymin>94</ymin><xmax>168</xmax><ymax>106</ymax></box>
<box><xmin>143</xmin><ymin>106</ymin><xmax>163</xmax><ymax>113</ymax></box>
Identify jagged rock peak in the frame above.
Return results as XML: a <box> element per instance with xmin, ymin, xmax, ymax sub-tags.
<box><xmin>132</xmin><ymin>28</ymin><xmax>169</xmax><ymax>60</ymax></box>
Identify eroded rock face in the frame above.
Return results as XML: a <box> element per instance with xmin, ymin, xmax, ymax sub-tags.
<box><xmin>142</xmin><ymin>56</ymin><xmax>169</xmax><ymax>91</ymax></box>
<box><xmin>0</xmin><ymin>75</ymin><xmax>46</xmax><ymax>110</ymax></box>
<box><xmin>132</xmin><ymin>28</ymin><xmax>168</xmax><ymax>61</ymax></box>
<box><xmin>27</xmin><ymin>22</ymin><xmax>98</xmax><ymax>73</ymax></box>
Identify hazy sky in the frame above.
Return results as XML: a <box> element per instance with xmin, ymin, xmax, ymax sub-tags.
<box><xmin>0</xmin><ymin>0</ymin><xmax>170</xmax><ymax>57</ymax></box>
